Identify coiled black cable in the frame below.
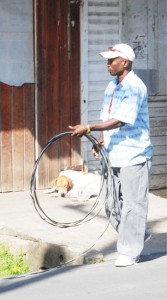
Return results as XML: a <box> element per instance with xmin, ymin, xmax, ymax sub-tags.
<box><xmin>1</xmin><ymin>132</ymin><xmax>113</xmax><ymax>279</ymax></box>
<box><xmin>30</xmin><ymin>131</ymin><xmax>113</xmax><ymax>228</ymax></box>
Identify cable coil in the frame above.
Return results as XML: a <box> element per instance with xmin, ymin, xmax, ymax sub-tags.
<box><xmin>30</xmin><ymin>131</ymin><xmax>112</xmax><ymax>227</ymax></box>
<box><xmin>30</xmin><ymin>131</ymin><xmax>113</xmax><ymax>266</ymax></box>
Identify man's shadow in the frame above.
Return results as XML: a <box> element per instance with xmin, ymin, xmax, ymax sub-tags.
<box><xmin>140</xmin><ymin>232</ymin><xmax>167</xmax><ymax>262</ymax></box>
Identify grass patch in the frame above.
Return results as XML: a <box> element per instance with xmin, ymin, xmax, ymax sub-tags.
<box><xmin>85</xmin><ymin>257</ymin><xmax>104</xmax><ymax>264</ymax></box>
<box><xmin>0</xmin><ymin>243</ymin><xmax>30</xmax><ymax>277</ymax></box>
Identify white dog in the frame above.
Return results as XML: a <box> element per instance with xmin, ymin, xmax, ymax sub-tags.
<box><xmin>43</xmin><ymin>170</ymin><xmax>102</xmax><ymax>201</ymax></box>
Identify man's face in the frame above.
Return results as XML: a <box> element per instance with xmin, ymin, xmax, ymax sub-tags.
<box><xmin>107</xmin><ymin>57</ymin><xmax>126</xmax><ymax>76</ymax></box>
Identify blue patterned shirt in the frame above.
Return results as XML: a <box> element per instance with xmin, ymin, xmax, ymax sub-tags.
<box><xmin>100</xmin><ymin>70</ymin><xmax>153</xmax><ymax>167</ymax></box>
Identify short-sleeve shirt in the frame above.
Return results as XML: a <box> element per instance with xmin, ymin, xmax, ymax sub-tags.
<box><xmin>100</xmin><ymin>70</ymin><xmax>153</xmax><ymax>167</ymax></box>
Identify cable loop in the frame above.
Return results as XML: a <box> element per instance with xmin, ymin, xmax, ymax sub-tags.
<box><xmin>30</xmin><ymin>131</ymin><xmax>113</xmax><ymax>266</ymax></box>
<box><xmin>30</xmin><ymin>131</ymin><xmax>112</xmax><ymax>228</ymax></box>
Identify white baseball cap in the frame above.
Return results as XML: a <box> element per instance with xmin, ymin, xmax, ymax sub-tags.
<box><xmin>99</xmin><ymin>43</ymin><xmax>135</xmax><ymax>62</ymax></box>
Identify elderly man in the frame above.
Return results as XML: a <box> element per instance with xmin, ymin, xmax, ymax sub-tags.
<box><xmin>69</xmin><ymin>43</ymin><xmax>153</xmax><ymax>267</ymax></box>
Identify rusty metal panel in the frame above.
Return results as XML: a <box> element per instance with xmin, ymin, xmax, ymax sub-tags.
<box><xmin>0</xmin><ymin>84</ymin><xmax>13</xmax><ymax>192</ymax></box>
<box><xmin>23</xmin><ymin>85</ymin><xmax>36</xmax><ymax>190</ymax></box>
<box><xmin>0</xmin><ymin>83</ymin><xmax>35</xmax><ymax>192</ymax></box>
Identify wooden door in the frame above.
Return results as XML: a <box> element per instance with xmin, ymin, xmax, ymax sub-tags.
<box><xmin>0</xmin><ymin>83</ymin><xmax>35</xmax><ymax>192</ymax></box>
<box><xmin>35</xmin><ymin>0</ymin><xmax>81</xmax><ymax>188</ymax></box>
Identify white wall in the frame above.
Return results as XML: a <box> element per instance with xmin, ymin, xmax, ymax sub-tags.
<box><xmin>0</xmin><ymin>0</ymin><xmax>34</xmax><ymax>86</ymax></box>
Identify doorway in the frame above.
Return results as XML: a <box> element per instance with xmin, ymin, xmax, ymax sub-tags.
<box><xmin>35</xmin><ymin>0</ymin><xmax>81</xmax><ymax>188</ymax></box>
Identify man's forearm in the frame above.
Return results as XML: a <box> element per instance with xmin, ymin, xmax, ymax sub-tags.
<box><xmin>90</xmin><ymin>119</ymin><xmax>124</xmax><ymax>131</ymax></box>
<box><xmin>69</xmin><ymin>119</ymin><xmax>124</xmax><ymax>137</ymax></box>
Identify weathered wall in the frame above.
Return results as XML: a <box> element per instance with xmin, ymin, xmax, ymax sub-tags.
<box><xmin>121</xmin><ymin>0</ymin><xmax>167</xmax><ymax>189</ymax></box>
<box><xmin>0</xmin><ymin>0</ymin><xmax>81</xmax><ymax>192</ymax></box>
<box><xmin>0</xmin><ymin>83</ymin><xmax>35</xmax><ymax>192</ymax></box>
<box><xmin>81</xmin><ymin>0</ymin><xmax>167</xmax><ymax>190</ymax></box>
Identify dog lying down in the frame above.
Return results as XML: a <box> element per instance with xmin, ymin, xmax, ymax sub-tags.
<box><xmin>43</xmin><ymin>170</ymin><xmax>102</xmax><ymax>201</ymax></box>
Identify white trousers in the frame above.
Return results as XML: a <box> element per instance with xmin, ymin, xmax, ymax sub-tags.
<box><xmin>103</xmin><ymin>160</ymin><xmax>151</xmax><ymax>258</ymax></box>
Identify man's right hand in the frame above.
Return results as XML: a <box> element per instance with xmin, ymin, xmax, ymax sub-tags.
<box><xmin>92</xmin><ymin>135</ymin><xmax>104</xmax><ymax>160</ymax></box>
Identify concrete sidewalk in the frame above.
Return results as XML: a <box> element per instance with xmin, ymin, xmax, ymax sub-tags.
<box><xmin>0</xmin><ymin>190</ymin><xmax>167</xmax><ymax>300</ymax></box>
<box><xmin>0</xmin><ymin>189</ymin><xmax>166</xmax><ymax>271</ymax></box>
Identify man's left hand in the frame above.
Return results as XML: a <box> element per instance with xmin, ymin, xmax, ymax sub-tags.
<box><xmin>69</xmin><ymin>125</ymin><xmax>87</xmax><ymax>137</ymax></box>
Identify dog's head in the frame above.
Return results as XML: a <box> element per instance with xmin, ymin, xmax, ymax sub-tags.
<box><xmin>51</xmin><ymin>175</ymin><xmax>73</xmax><ymax>196</ymax></box>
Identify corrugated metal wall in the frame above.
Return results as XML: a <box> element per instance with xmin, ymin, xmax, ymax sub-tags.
<box><xmin>148</xmin><ymin>0</ymin><xmax>167</xmax><ymax>189</ymax></box>
<box><xmin>148</xmin><ymin>96</ymin><xmax>167</xmax><ymax>189</ymax></box>
<box><xmin>85</xmin><ymin>0</ymin><xmax>120</xmax><ymax>170</ymax></box>
<box><xmin>121</xmin><ymin>0</ymin><xmax>167</xmax><ymax>189</ymax></box>
<box><xmin>83</xmin><ymin>0</ymin><xmax>167</xmax><ymax>190</ymax></box>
